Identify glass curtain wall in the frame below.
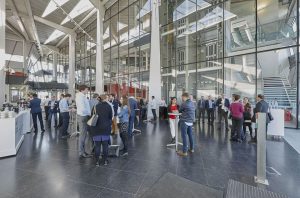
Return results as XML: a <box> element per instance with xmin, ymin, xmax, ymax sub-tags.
<box><xmin>75</xmin><ymin>20</ymin><xmax>97</xmax><ymax>97</ymax></box>
<box><xmin>159</xmin><ymin>0</ymin><xmax>299</xmax><ymax>128</ymax></box>
<box><xmin>103</xmin><ymin>0</ymin><xmax>151</xmax><ymax>99</ymax></box>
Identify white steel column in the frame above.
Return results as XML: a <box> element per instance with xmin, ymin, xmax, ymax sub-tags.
<box><xmin>95</xmin><ymin>9</ymin><xmax>104</xmax><ymax>94</ymax></box>
<box><xmin>68</xmin><ymin>35</ymin><xmax>76</xmax><ymax>97</ymax></box>
<box><xmin>52</xmin><ymin>52</ymin><xmax>58</xmax><ymax>82</ymax></box>
<box><xmin>0</xmin><ymin>0</ymin><xmax>6</xmax><ymax>105</ymax></box>
<box><xmin>148</xmin><ymin>0</ymin><xmax>161</xmax><ymax>109</ymax></box>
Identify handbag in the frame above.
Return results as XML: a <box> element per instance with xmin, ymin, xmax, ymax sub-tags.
<box><xmin>267</xmin><ymin>112</ymin><xmax>274</xmax><ymax>122</ymax></box>
<box><xmin>87</xmin><ymin>107</ymin><xmax>98</xmax><ymax>126</ymax></box>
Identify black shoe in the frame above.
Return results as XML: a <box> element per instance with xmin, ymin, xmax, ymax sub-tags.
<box><xmin>96</xmin><ymin>160</ymin><xmax>100</xmax><ymax>167</ymax></box>
<box><xmin>41</xmin><ymin>129</ymin><xmax>45</xmax><ymax>133</ymax></box>
<box><xmin>170</xmin><ymin>138</ymin><xmax>175</xmax><ymax>144</ymax></box>
<box><xmin>104</xmin><ymin>160</ymin><xmax>109</xmax><ymax>166</ymax></box>
<box><xmin>121</xmin><ymin>151</ymin><xmax>128</xmax><ymax>157</ymax></box>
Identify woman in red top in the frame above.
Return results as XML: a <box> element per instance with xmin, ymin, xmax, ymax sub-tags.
<box><xmin>229</xmin><ymin>94</ymin><xmax>244</xmax><ymax>142</ymax></box>
<box><xmin>168</xmin><ymin>97</ymin><xmax>179</xmax><ymax>144</ymax></box>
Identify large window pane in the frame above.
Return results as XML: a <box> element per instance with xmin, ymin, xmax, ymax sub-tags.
<box><xmin>257</xmin><ymin>0</ymin><xmax>297</xmax><ymax>50</ymax></box>
<box><xmin>224</xmin><ymin>0</ymin><xmax>256</xmax><ymax>55</ymax></box>
<box><xmin>224</xmin><ymin>54</ymin><xmax>256</xmax><ymax>103</ymax></box>
<box><xmin>257</xmin><ymin>47</ymin><xmax>297</xmax><ymax>128</ymax></box>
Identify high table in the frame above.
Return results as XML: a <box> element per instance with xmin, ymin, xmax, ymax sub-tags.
<box><xmin>166</xmin><ymin>113</ymin><xmax>182</xmax><ymax>151</ymax></box>
<box><xmin>0</xmin><ymin>110</ymin><xmax>32</xmax><ymax>157</ymax></box>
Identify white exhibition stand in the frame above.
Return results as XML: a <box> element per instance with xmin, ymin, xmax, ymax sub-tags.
<box><xmin>267</xmin><ymin>109</ymin><xmax>284</xmax><ymax>137</ymax></box>
<box><xmin>166</xmin><ymin>113</ymin><xmax>182</xmax><ymax>151</ymax></box>
<box><xmin>0</xmin><ymin>110</ymin><xmax>31</xmax><ymax>157</ymax></box>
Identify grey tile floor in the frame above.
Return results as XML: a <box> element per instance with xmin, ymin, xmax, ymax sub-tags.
<box><xmin>0</xmin><ymin>120</ymin><xmax>299</xmax><ymax>198</ymax></box>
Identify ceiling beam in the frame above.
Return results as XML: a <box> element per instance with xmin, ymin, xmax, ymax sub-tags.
<box><xmin>6</xmin><ymin>32</ymin><xmax>24</xmax><ymax>42</ymax></box>
<box><xmin>56</xmin><ymin>8</ymin><xmax>97</xmax><ymax>47</ymax></box>
<box><xmin>24</xmin><ymin>0</ymin><xmax>43</xmax><ymax>56</ymax></box>
<box><xmin>33</xmin><ymin>15</ymin><xmax>73</xmax><ymax>34</ymax></box>
<box><xmin>6</xmin><ymin>21</ymin><xmax>26</xmax><ymax>40</ymax></box>
<box><xmin>7</xmin><ymin>0</ymin><xmax>29</xmax><ymax>40</ymax></box>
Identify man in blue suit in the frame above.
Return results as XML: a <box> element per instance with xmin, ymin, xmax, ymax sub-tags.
<box><xmin>28</xmin><ymin>93</ymin><xmax>45</xmax><ymax>133</ymax></box>
<box><xmin>205</xmin><ymin>95</ymin><xmax>216</xmax><ymax>125</ymax></box>
<box><xmin>48</xmin><ymin>95</ymin><xmax>59</xmax><ymax>127</ymax></box>
<box><xmin>216</xmin><ymin>94</ymin><xmax>230</xmax><ymax>130</ymax></box>
<box><xmin>128</xmin><ymin>96</ymin><xmax>138</xmax><ymax>137</ymax></box>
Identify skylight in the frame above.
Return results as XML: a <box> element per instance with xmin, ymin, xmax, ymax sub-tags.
<box><xmin>60</xmin><ymin>0</ymin><xmax>94</xmax><ymax>25</ymax></box>
<box><xmin>173</xmin><ymin>0</ymin><xmax>211</xmax><ymax>21</ymax></box>
<box><xmin>44</xmin><ymin>30</ymin><xmax>65</xmax><ymax>44</ymax></box>
<box><xmin>42</xmin><ymin>0</ymin><xmax>69</xmax><ymax>18</ymax></box>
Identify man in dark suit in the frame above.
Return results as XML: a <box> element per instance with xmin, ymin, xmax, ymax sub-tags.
<box><xmin>250</xmin><ymin>94</ymin><xmax>270</xmax><ymax>143</ymax></box>
<box><xmin>205</xmin><ymin>95</ymin><xmax>216</xmax><ymax>125</ymax></box>
<box><xmin>216</xmin><ymin>94</ymin><xmax>230</xmax><ymax>130</ymax></box>
<box><xmin>48</xmin><ymin>95</ymin><xmax>59</xmax><ymax>127</ymax></box>
<box><xmin>197</xmin><ymin>96</ymin><xmax>206</xmax><ymax>123</ymax></box>
<box><xmin>28</xmin><ymin>93</ymin><xmax>45</xmax><ymax>133</ymax></box>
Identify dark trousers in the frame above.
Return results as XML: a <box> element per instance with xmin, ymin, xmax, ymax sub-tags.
<box><xmin>243</xmin><ymin>122</ymin><xmax>253</xmax><ymax>137</ymax></box>
<box><xmin>94</xmin><ymin>140</ymin><xmax>109</xmax><ymax>161</ymax></box>
<box><xmin>58</xmin><ymin>112</ymin><xmax>63</xmax><ymax>127</ymax></box>
<box><xmin>32</xmin><ymin>112</ymin><xmax>44</xmax><ymax>132</ymax></box>
<box><xmin>152</xmin><ymin>109</ymin><xmax>157</xmax><ymax>120</ymax></box>
<box><xmin>207</xmin><ymin>109</ymin><xmax>214</xmax><ymax>123</ymax></box>
<box><xmin>48</xmin><ymin>111</ymin><xmax>58</xmax><ymax>126</ymax></box>
<box><xmin>44</xmin><ymin>106</ymin><xmax>49</xmax><ymax>120</ymax></box>
<box><xmin>61</xmin><ymin>112</ymin><xmax>70</xmax><ymax>136</ymax></box>
<box><xmin>119</xmin><ymin>122</ymin><xmax>128</xmax><ymax>152</ymax></box>
<box><xmin>218</xmin><ymin>110</ymin><xmax>229</xmax><ymax>128</ymax></box>
<box><xmin>128</xmin><ymin>114</ymin><xmax>135</xmax><ymax>136</ymax></box>
<box><xmin>198</xmin><ymin>108</ymin><xmax>205</xmax><ymax>123</ymax></box>
<box><xmin>231</xmin><ymin>117</ymin><xmax>243</xmax><ymax>140</ymax></box>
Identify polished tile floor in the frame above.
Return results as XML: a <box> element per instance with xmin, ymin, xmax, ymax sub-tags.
<box><xmin>0</xmin><ymin>120</ymin><xmax>300</xmax><ymax>198</ymax></box>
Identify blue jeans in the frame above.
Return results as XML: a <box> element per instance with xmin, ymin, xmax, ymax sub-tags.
<box><xmin>94</xmin><ymin>140</ymin><xmax>109</xmax><ymax>161</ymax></box>
<box><xmin>48</xmin><ymin>111</ymin><xmax>57</xmax><ymax>126</ymax></box>
<box><xmin>128</xmin><ymin>113</ymin><xmax>135</xmax><ymax>136</ymax></box>
<box><xmin>180</xmin><ymin>121</ymin><xmax>194</xmax><ymax>153</ymax></box>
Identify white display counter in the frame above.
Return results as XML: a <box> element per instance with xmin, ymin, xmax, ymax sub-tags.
<box><xmin>267</xmin><ymin>109</ymin><xmax>284</xmax><ymax>137</ymax></box>
<box><xmin>0</xmin><ymin>110</ymin><xmax>31</xmax><ymax>157</ymax></box>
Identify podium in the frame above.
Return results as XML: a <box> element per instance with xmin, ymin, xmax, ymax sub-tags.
<box><xmin>166</xmin><ymin>113</ymin><xmax>182</xmax><ymax>151</ymax></box>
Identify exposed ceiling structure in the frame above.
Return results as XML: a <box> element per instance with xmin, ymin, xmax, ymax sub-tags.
<box><xmin>5</xmin><ymin>0</ymin><xmax>114</xmax><ymax>57</ymax></box>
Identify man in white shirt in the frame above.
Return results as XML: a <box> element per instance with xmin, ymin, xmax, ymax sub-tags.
<box><xmin>75</xmin><ymin>85</ymin><xmax>91</xmax><ymax>158</ymax></box>
<box><xmin>159</xmin><ymin>97</ymin><xmax>167</xmax><ymax>119</ymax></box>
<box><xmin>150</xmin><ymin>96</ymin><xmax>157</xmax><ymax>121</ymax></box>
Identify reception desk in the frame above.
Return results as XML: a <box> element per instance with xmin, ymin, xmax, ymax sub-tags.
<box><xmin>0</xmin><ymin>110</ymin><xmax>32</xmax><ymax>157</ymax></box>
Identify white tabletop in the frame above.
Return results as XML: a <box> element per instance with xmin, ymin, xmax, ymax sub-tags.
<box><xmin>168</xmin><ymin>113</ymin><xmax>181</xmax><ymax>116</ymax></box>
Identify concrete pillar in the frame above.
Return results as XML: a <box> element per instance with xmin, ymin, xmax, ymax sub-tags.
<box><xmin>96</xmin><ymin>9</ymin><xmax>104</xmax><ymax>94</ymax></box>
<box><xmin>148</xmin><ymin>0</ymin><xmax>161</xmax><ymax>119</ymax></box>
<box><xmin>185</xmin><ymin>17</ymin><xmax>189</xmax><ymax>92</ymax></box>
<box><xmin>68</xmin><ymin>35</ymin><xmax>76</xmax><ymax>97</ymax></box>
<box><xmin>52</xmin><ymin>52</ymin><xmax>57</xmax><ymax>82</ymax></box>
<box><xmin>0</xmin><ymin>0</ymin><xmax>6</xmax><ymax>105</ymax></box>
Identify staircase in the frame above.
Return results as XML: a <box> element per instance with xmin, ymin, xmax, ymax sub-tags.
<box><xmin>263</xmin><ymin>76</ymin><xmax>297</xmax><ymax>108</ymax></box>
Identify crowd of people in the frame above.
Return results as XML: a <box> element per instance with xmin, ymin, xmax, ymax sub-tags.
<box><xmin>27</xmin><ymin>86</ymin><xmax>271</xmax><ymax>166</ymax></box>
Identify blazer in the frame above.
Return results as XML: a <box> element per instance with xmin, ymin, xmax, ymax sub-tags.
<box><xmin>48</xmin><ymin>100</ymin><xmax>59</xmax><ymax>113</ymax></box>
<box><xmin>255</xmin><ymin>100</ymin><xmax>270</xmax><ymax>123</ymax></box>
<box><xmin>205</xmin><ymin>100</ymin><xmax>216</xmax><ymax>109</ymax></box>
<box><xmin>197</xmin><ymin>99</ymin><xmax>206</xmax><ymax>109</ymax></box>
<box><xmin>28</xmin><ymin>98</ymin><xmax>42</xmax><ymax>113</ymax></box>
<box><xmin>90</xmin><ymin>101</ymin><xmax>113</xmax><ymax>137</ymax></box>
<box><xmin>111</xmin><ymin>99</ymin><xmax>119</xmax><ymax>116</ymax></box>
<box><xmin>216</xmin><ymin>98</ymin><xmax>230</xmax><ymax>110</ymax></box>
<box><xmin>179</xmin><ymin>99</ymin><xmax>195</xmax><ymax>123</ymax></box>
<box><xmin>128</xmin><ymin>97</ymin><xmax>138</xmax><ymax>116</ymax></box>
